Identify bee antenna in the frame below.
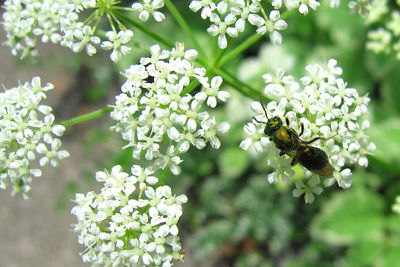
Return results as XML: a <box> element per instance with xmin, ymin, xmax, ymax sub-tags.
<box><xmin>259</xmin><ymin>96</ymin><xmax>269</xmax><ymax>119</ymax></box>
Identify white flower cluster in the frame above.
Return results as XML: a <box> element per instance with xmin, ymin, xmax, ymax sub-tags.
<box><xmin>2</xmin><ymin>0</ymin><xmax>165</xmax><ymax>62</ymax></box>
<box><xmin>348</xmin><ymin>0</ymin><xmax>372</xmax><ymax>16</ymax></box>
<box><xmin>365</xmin><ymin>3</ymin><xmax>400</xmax><ymax>59</ymax></box>
<box><xmin>330</xmin><ymin>1</ymin><xmax>400</xmax><ymax>60</ymax></box>
<box><xmin>0</xmin><ymin>77</ymin><xmax>69</xmax><ymax>198</ymax></box>
<box><xmin>240</xmin><ymin>59</ymin><xmax>375</xmax><ymax>203</ymax></box>
<box><xmin>189</xmin><ymin>0</ymin><xmax>321</xmax><ymax>48</ymax></box>
<box><xmin>110</xmin><ymin>43</ymin><xmax>230</xmax><ymax>175</ymax></box>
<box><xmin>71</xmin><ymin>165</ymin><xmax>187</xmax><ymax>266</ymax></box>
<box><xmin>325</xmin><ymin>0</ymin><xmax>373</xmax><ymax>14</ymax></box>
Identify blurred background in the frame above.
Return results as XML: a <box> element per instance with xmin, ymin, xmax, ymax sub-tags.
<box><xmin>1</xmin><ymin>2</ymin><xmax>400</xmax><ymax>267</ymax></box>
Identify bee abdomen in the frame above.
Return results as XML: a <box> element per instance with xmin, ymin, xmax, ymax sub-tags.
<box><xmin>297</xmin><ymin>146</ymin><xmax>333</xmax><ymax>176</ymax></box>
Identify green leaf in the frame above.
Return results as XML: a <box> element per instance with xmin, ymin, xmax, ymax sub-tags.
<box><xmin>382</xmin><ymin>242</ymin><xmax>400</xmax><ymax>267</ymax></box>
<box><xmin>219</xmin><ymin>147</ymin><xmax>250</xmax><ymax>179</ymax></box>
<box><xmin>386</xmin><ymin>214</ymin><xmax>400</xmax><ymax>235</ymax></box>
<box><xmin>346</xmin><ymin>241</ymin><xmax>385</xmax><ymax>267</ymax></box>
<box><xmin>311</xmin><ymin>184</ymin><xmax>384</xmax><ymax>245</ymax></box>
<box><xmin>367</xmin><ymin>118</ymin><xmax>400</xmax><ymax>169</ymax></box>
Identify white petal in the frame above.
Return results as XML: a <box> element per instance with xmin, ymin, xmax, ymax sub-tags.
<box><xmin>218</xmin><ymin>34</ymin><xmax>227</xmax><ymax>49</ymax></box>
<box><xmin>299</xmin><ymin>3</ymin><xmax>308</xmax><ymax>15</ymax></box>
<box><xmin>270</xmin><ymin>31</ymin><xmax>282</xmax><ymax>45</ymax></box>
<box><xmin>304</xmin><ymin>192</ymin><xmax>315</xmax><ymax>203</ymax></box>
<box><xmin>153</xmin><ymin>11</ymin><xmax>165</xmax><ymax>22</ymax></box>
<box><xmin>207</xmin><ymin>96</ymin><xmax>217</xmax><ymax>108</ymax></box>
<box><xmin>269</xmin><ymin>10</ymin><xmax>280</xmax><ymax>21</ymax></box>
<box><xmin>274</xmin><ymin>19</ymin><xmax>288</xmax><ymax>30</ymax></box>
<box><xmin>240</xmin><ymin>138</ymin><xmax>251</xmax><ymax>150</ymax></box>
<box><xmin>217</xmin><ymin>122</ymin><xmax>230</xmax><ymax>133</ymax></box>
<box><xmin>211</xmin><ymin>76</ymin><xmax>223</xmax><ymax>88</ymax></box>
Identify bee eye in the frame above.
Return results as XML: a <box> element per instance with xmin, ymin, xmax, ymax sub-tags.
<box><xmin>274</xmin><ymin>117</ymin><xmax>279</xmax><ymax>121</ymax></box>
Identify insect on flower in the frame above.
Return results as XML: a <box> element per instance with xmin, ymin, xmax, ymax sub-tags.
<box><xmin>253</xmin><ymin>97</ymin><xmax>335</xmax><ymax>176</ymax></box>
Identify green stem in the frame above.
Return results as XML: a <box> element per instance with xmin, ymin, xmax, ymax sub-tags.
<box><xmin>159</xmin><ymin>167</ymin><xmax>171</xmax><ymax>186</ymax></box>
<box><xmin>196</xmin><ymin>57</ymin><xmax>261</xmax><ymax>99</ymax></box>
<box><xmin>164</xmin><ymin>0</ymin><xmax>206</xmax><ymax>57</ymax></box>
<box><xmin>213</xmin><ymin>45</ymin><xmax>226</xmax><ymax>66</ymax></box>
<box><xmin>217</xmin><ymin>33</ymin><xmax>262</xmax><ymax>67</ymax></box>
<box><xmin>214</xmin><ymin>67</ymin><xmax>261</xmax><ymax>100</ymax></box>
<box><xmin>112</xmin><ymin>6</ymin><xmax>134</xmax><ymax>11</ymax></box>
<box><xmin>181</xmin><ymin>79</ymin><xmax>200</xmax><ymax>95</ymax></box>
<box><xmin>281</xmin><ymin>9</ymin><xmax>297</xmax><ymax>20</ymax></box>
<box><xmin>113</xmin><ymin>10</ymin><xmax>174</xmax><ymax>48</ymax></box>
<box><xmin>58</xmin><ymin>107</ymin><xmax>113</xmax><ymax>127</ymax></box>
<box><xmin>83</xmin><ymin>9</ymin><xmax>100</xmax><ymax>26</ymax></box>
<box><xmin>106</xmin><ymin>12</ymin><xmax>117</xmax><ymax>33</ymax></box>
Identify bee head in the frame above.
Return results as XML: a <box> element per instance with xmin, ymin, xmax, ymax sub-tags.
<box><xmin>265</xmin><ymin>116</ymin><xmax>282</xmax><ymax>136</ymax></box>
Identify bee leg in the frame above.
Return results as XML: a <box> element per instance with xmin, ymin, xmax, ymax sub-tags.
<box><xmin>290</xmin><ymin>158</ymin><xmax>297</xmax><ymax>166</ymax></box>
<box><xmin>279</xmin><ymin>151</ymin><xmax>286</xmax><ymax>156</ymax></box>
<box><xmin>304</xmin><ymin>134</ymin><xmax>336</xmax><ymax>145</ymax></box>
<box><xmin>285</xmin><ymin>117</ymin><xmax>290</xmax><ymax>127</ymax></box>
<box><xmin>303</xmin><ymin>136</ymin><xmax>324</xmax><ymax>145</ymax></box>
<box><xmin>299</xmin><ymin>123</ymin><xmax>304</xmax><ymax>137</ymax></box>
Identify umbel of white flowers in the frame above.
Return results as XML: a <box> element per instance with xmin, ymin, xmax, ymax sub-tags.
<box><xmin>0</xmin><ymin>77</ymin><xmax>69</xmax><ymax>198</ymax></box>
<box><xmin>71</xmin><ymin>165</ymin><xmax>187</xmax><ymax>267</ymax></box>
<box><xmin>189</xmin><ymin>0</ymin><xmax>322</xmax><ymax>49</ymax></box>
<box><xmin>110</xmin><ymin>43</ymin><xmax>230</xmax><ymax>175</ymax></box>
<box><xmin>240</xmin><ymin>59</ymin><xmax>375</xmax><ymax>203</ymax></box>
<box><xmin>2</xmin><ymin>0</ymin><xmax>166</xmax><ymax>62</ymax></box>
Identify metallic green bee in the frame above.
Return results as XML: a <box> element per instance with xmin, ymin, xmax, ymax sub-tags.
<box><xmin>253</xmin><ymin>97</ymin><xmax>334</xmax><ymax>176</ymax></box>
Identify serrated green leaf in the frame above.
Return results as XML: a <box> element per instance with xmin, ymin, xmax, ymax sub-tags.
<box><xmin>311</xmin><ymin>186</ymin><xmax>384</xmax><ymax>245</ymax></box>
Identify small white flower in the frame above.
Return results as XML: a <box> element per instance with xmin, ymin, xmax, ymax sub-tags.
<box><xmin>293</xmin><ymin>175</ymin><xmax>323</xmax><ymax>203</ymax></box>
<box><xmin>72</xmin><ymin>25</ymin><xmax>101</xmax><ymax>56</ymax></box>
<box><xmin>239</xmin><ymin>122</ymin><xmax>269</xmax><ymax>153</ymax></box>
<box><xmin>298</xmin><ymin>0</ymin><xmax>320</xmax><ymax>15</ymax></box>
<box><xmin>101</xmin><ymin>30</ymin><xmax>133</xmax><ymax>62</ymax></box>
<box><xmin>189</xmin><ymin>0</ymin><xmax>216</xmax><ymax>19</ymax></box>
<box><xmin>253</xmin><ymin>10</ymin><xmax>288</xmax><ymax>44</ymax></box>
<box><xmin>207</xmin><ymin>12</ymin><xmax>238</xmax><ymax>49</ymax></box>
<box><xmin>267</xmin><ymin>154</ymin><xmax>295</xmax><ymax>183</ymax></box>
<box><xmin>195</xmin><ymin>76</ymin><xmax>230</xmax><ymax>108</ymax></box>
<box><xmin>132</xmin><ymin>0</ymin><xmax>166</xmax><ymax>22</ymax></box>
